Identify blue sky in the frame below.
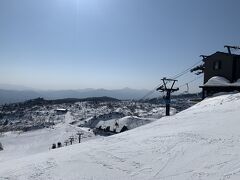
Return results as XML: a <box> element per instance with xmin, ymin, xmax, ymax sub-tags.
<box><xmin>0</xmin><ymin>0</ymin><xmax>240</xmax><ymax>91</ymax></box>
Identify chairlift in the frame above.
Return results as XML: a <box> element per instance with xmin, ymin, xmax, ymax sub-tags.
<box><xmin>183</xmin><ymin>83</ymin><xmax>189</xmax><ymax>94</ymax></box>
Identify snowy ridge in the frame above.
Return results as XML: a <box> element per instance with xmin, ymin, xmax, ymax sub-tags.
<box><xmin>1</xmin><ymin>93</ymin><xmax>240</xmax><ymax>179</ymax></box>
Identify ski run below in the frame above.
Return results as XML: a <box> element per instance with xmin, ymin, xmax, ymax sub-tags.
<box><xmin>1</xmin><ymin>93</ymin><xmax>240</xmax><ymax>179</ymax></box>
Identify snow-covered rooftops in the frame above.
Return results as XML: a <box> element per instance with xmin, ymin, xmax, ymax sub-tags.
<box><xmin>56</xmin><ymin>108</ymin><xmax>67</xmax><ymax>111</ymax></box>
<box><xmin>202</xmin><ymin>76</ymin><xmax>240</xmax><ymax>87</ymax></box>
<box><xmin>55</xmin><ymin>109</ymin><xmax>68</xmax><ymax>113</ymax></box>
<box><xmin>204</xmin><ymin>76</ymin><xmax>230</xmax><ymax>87</ymax></box>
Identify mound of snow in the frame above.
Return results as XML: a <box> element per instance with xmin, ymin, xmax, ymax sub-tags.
<box><xmin>204</xmin><ymin>76</ymin><xmax>230</xmax><ymax>86</ymax></box>
<box><xmin>2</xmin><ymin>93</ymin><xmax>240</xmax><ymax>179</ymax></box>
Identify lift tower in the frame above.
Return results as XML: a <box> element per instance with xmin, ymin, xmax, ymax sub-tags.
<box><xmin>156</xmin><ymin>78</ymin><xmax>179</xmax><ymax>116</ymax></box>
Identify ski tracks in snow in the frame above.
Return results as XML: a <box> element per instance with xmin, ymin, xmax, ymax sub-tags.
<box><xmin>0</xmin><ymin>158</ymin><xmax>57</xmax><ymax>180</ymax></box>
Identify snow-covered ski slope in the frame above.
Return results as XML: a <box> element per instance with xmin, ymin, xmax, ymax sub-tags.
<box><xmin>1</xmin><ymin>93</ymin><xmax>240</xmax><ymax>180</ymax></box>
<box><xmin>0</xmin><ymin>111</ymin><xmax>96</xmax><ymax>162</ymax></box>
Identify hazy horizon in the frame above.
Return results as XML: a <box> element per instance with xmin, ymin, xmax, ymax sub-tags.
<box><xmin>0</xmin><ymin>83</ymin><xmax>152</xmax><ymax>91</ymax></box>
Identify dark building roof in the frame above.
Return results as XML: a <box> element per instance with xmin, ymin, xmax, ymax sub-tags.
<box><xmin>202</xmin><ymin>51</ymin><xmax>240</xmax><ymax>62</ymax></box>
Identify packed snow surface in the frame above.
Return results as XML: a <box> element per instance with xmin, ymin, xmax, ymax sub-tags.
<box><xmin>1</xmin><ymin>93</ymin><xmax>240</xmax><ymax>179</ymax></box>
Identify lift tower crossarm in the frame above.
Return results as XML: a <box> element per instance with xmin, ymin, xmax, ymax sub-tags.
<box><xmin>156</xmin><ymin>78</ymin><xmax>179</xmax><ymax>116</ymax></box>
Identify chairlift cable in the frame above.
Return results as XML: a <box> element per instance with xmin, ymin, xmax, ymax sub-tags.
<box><xmin>170</xmin><ymin>60</ymin><xmax>203</xmax><ymax>80</ymax></box>
<box><xmin>139</xmin><ymin>60</ymin><xmax>203</xmax><ymax>100</ymax></box>
<box><xmin>178</xmin><ymin>75</ymin><xmax>203</xmax><ymax>88</ymax></box>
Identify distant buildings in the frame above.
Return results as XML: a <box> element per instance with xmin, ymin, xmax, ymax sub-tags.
<box><xmin>55</xmin><ymin>108</ymin><xmax>68</xmax><ymax>114</ymax></box>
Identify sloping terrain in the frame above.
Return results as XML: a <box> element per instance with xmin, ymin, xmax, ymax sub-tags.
<box><xmin>1</xmin><ymin>93</ymin><xmax>240</xmax><ymax>180</ymax></box>
<box><xmin>0</xmin><ymin>112</ymin><xmax>96</xmax><ymax>162</ymax></box>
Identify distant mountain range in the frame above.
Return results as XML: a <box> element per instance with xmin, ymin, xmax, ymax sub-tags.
<box><xmin>0</xmin><ymin>85</ymin><xmax>159</xmax><ymax>104</ymax></box>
